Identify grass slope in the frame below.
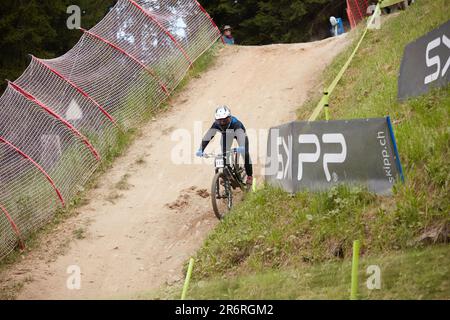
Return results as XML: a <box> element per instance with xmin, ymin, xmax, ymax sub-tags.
<box><xmin>177</xmin><ymin>245</ymin><xmax>449</xmax><ymax>300</ymax></box>
<box><xmin>160</xmin><ymin>0</ymin><xmax>449</xmax><ymax>300</ymax></box>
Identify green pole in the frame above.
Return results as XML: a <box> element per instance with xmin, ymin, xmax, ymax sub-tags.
<box><xmin>181</xmin><ymin>258</ymin><xmax>195</xmax><ymax>300</ymax></box>
<box><xmin>350</xmin><ymin>240</ymin><xmax>361</xmax><ymax>300</ymax></box>
<box><xmin>308</xmin><ymin>2</ymin><xmax>381</xmax><ymax>122</ymax></box>
<box><xmin>324</xmin><ymin>92</ymin><xmax>330</xmax><ymax>121</ymax></box>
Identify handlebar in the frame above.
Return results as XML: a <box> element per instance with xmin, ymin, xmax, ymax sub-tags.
<box><xmin>202</xmin><ymin>148</ymin><xmax>239</xmax><ymax>159</ymax></box>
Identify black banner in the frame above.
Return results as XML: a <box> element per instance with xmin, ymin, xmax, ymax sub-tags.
<box><xmin>398</xmin><ymin>20</ymin><xmax>450</xmax><ymax>101</ymax></box>
<box><xmin>265</xmin><ymin>117</ymin><xmax>404</xmax><ymax>195</ymax></box>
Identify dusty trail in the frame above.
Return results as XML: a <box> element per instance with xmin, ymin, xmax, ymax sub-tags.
<box><xmin>1</xmin><ymin>35</ymin><xmax>350</xmax><ymax>299</ymax></box>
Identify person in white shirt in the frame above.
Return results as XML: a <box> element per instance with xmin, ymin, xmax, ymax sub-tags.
<box><xmin>366</xmin><ymin>2</ymin><xmax>377</xmax><ymax>16</ymax></box>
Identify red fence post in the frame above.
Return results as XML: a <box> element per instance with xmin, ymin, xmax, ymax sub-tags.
<box><xmin>193</xmin><ymin>0</ymin><xmax>225</xmax><ymax>44</ymax></box>
<box><xmin>80</xmin><ymin>28</ymin><xmax>170</xmax><ymax>96</ymax></box>
<box><xmin>348</xmin><ymin>7</ymin><xmax>356</xmax><ymax>29</ymax></box>
<box><xmin>8</xmin><ymin>81</ymin><xmax>101</xmax><ymax>161</ymax></box>
<box><xmin>354</xmin><ymin>0</ymin><xmax>364</xmax><ymax>22</ymax></box>
<box><xmin>33</xmin><ymin>57</ymin><xmax>121</xmax><ymax>129</ymax></box>
<box><xmin>0</xmin><ymin>204</ymin><xmax>25</xmax><ymax>250</ymax></box>
<box><xmin>0</xmin><ymin>136</ymin><xmax>66</xmax><ymax>205</ymax></box>
<box><xmin>128</xmin><ymin>0</ymin><xmax>193</xmax><ymax>66</ymax></box>
<box><xmin>347</xmin><ymin>8</ymin><xmax>351</xmax><ymax>29</ymax></box>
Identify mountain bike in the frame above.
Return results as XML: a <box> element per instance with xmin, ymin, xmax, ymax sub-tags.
<box><xmin>202</xmin><ymin>148</ymin><xmax>248</xmax><ymax>220</ymax></box>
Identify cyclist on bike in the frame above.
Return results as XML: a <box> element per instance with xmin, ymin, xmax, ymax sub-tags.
<box><xmin>196</xmin><ymin>106</ymin><xmax>253</xmax><ymax>186</ymax></box>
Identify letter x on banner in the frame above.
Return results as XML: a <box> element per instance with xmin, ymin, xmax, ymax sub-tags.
<box><xmin>265</xmin><ymin>117</ymin><xmax>404</xmax><ymax>195</ymax></box>
<box><xmin>398</xmin><ymin>20</ymin><xmax>450</xmax><ymax>101</ymax></box>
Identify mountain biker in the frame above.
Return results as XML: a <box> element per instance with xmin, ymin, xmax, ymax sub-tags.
<box><xmin>196</xmin><ymin>106</ymin><xmax>253</xmax><ymax>186</ymax></box>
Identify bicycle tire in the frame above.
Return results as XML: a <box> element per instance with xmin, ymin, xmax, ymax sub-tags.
<box><xmin>211</xmin><ymin>172</ymin><xmax>232</xmax><ymax>220</ymax></box>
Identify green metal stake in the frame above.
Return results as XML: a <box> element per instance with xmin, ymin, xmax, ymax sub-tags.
<box><xmin>181</xmin><ymin>258</ymin><xmax>195</xmax><ymax>300</ymax></box>
<box><xmin>252</xmin><ymin>177</ymin><xmax>257</xmax><ymax>192</ymax></box>
<box><xmin>350</xmin><ymin>240</ymin><xmax>361</xmax><ymax>300</ymax></box>
<box><xmin>323</xmin><ymin>92</ymin><xmax>330</xmax><ymax>121</ymax></box>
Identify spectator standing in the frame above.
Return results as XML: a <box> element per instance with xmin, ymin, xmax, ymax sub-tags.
<box><xmin>330</xmin><ymin>16</ymin><xmax>345</xmax><ymax>37</ymax></box>
<box><xmin>366</xmin><ymin>1</ymin><xmax>377</xmax><ymax>15</ymax></box>
<box><xmin>222</xmin><ymin>25</ymin><xmax>235</xmax><ymax>45</ymax></box>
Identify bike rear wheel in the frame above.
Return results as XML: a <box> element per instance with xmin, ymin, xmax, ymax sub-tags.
<box><xmin>211</xmin><ymin>172</ymin><xmax>232</xmax><ymax>220</ymax></box>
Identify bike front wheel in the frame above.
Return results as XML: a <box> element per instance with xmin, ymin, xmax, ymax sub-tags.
<box><xmin>211</xmin><ymin>172</ymin><xmax>233</xmax><ymax>220</ymax></box>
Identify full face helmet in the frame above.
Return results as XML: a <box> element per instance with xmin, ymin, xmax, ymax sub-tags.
<box><xmin>215</xmin><ymin>105</ymin><xmax>232</xmax><ymax>129</ymax></box>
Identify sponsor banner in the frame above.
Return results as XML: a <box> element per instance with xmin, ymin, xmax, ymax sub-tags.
<box><xmin>398</xmin><ymin>20</ymin><xmax>450</xmax><ymax>101</ymax></box>
<box><xmin>265</xmin><ymin>117</ymin><xmax>404</xmax><ymax>195</ymax></box>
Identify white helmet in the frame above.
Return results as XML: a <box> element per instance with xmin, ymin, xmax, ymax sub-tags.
<box><xmin>330</xmin><ymin>16</ymin><xmax>337</xmax><ymax>26</ymax></box>
<box><xmin>215</xmin><ymin>105</ymin><xmax>231</xmax><ymax>120</ymax></box>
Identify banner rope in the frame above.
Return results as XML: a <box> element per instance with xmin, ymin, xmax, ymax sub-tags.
<box><xmin>309</xmin><ymin>2</ymin><xmax>382</xmax><ymax>122</ymax></box>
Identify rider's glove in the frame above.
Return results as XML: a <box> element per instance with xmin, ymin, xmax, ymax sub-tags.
<box><xmin>196</xmin><ymin>149</ymin><xmax>204</xmax><ymax>158</ymax></box>
<box><xmin>236</xmin><ymin>146</ymin><xmax>246</xmax><ymax>154</ymax></box>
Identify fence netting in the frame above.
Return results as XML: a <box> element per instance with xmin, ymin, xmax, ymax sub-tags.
<box><xmin>0</xmin><ymin>0</ymin><xmax>221</xmax><ymax>260</ymax></box>
<box><xmin>346</xmin><ymin>0</ymin><xmax>370</xmax><ymax>28</ymax></box>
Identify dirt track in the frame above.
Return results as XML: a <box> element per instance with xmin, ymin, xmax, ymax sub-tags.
<box><xmin>1</xmin><ymin>35</ymin><xmax>350</xmax><ymax>299</ymax></box>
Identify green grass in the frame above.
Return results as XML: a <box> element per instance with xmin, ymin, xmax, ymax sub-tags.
<box><xmin>150</xmin><ymin>245</ymin><xmax>449</xmax><ymax>300</ymax></box>
<box><xmin>73</xmin><ymin>227</ymin><xmax>87</xmax><ymax>240</ymax></box>
<box><xmin>115</xmin><ymin>174</ymin><xmax>131</xmax><ymax>191</ymax></box>
<box><xmin>157</xmin><ymin>0</ymin><xmax>449</xmax><ymax>300</ymax></box>
<box><xmin>189</xmin><ymin>185</ymin><xmax>448</xmax><ymax>280</ymax></box>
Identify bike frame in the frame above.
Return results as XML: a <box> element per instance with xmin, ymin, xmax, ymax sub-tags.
<box><xmin>205</xmin><ymin>148</ymin><xmax>247</xmax><ymax>219</ymax></box>
<box><xmin>213</xmin><ymin>150</ymin><xmax>245</xmax><ymax>190</ymax></box>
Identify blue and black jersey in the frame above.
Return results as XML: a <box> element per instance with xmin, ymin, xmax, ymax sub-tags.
<box><xmin>200</xmin><ymin>117</ymin><xmax>247</xmax><ymax>152</ymax></box>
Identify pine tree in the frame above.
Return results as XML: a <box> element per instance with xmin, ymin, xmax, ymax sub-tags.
<box><xmin>0</xmin><ymin>0</ymin><xmax>116</xmax><ymax>92</ymax></box>
<box><xmin>200</xmin><ymin>0</ymin><xmax>338</xmax><ymax>45</ymax></box>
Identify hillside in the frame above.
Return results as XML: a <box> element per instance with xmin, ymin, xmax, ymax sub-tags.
<box><xmin>0</xmin><ymin>0</ymin><xmax>447</xmax><ymax>301</ymax></box>
<box><xmin>0</xmin><ymin>35</ymin><xmax>351</xmax><ymax>299</ymax></box>
<box><xmin>153</xmin><ymin>0</ymin><xmax>449</xmax><ymax>300</ymax></box>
